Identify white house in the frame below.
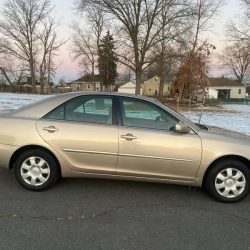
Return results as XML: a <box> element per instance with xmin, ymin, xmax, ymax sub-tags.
<box><xmin>205</xmin><ymin>78</ymin><xmax>246</xmax><ymax>100</ymax></box>
<box><xmin>207</xmin><ymin>88</ymin><xmax>219</xmax><ymax>99</ymax></box>
<box><xmin>143</xmin><ymin>76</ymin><xmax>172</xmax><ymax>97</ymax></box>
<box><xmin>70</xmin><ymin>75</ymin><xmax>101</xmax><ymax>92</ymax></box>
<box><xmin>118</xmin><ymin>81</ymin><xmax>142</xmax><ymax>94</ymax></box>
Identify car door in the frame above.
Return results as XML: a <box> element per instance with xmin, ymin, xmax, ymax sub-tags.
<box><xmin>36</xmin><ymin>95</ymin><xmax>118</xmax><ymax>174</ymax></box>
<box><xmin>116</xmin><ymin>97</ymin><xmax>202</xmax><ymax>181</ymax></box>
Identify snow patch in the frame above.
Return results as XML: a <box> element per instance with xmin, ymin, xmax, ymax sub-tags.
<box><xmin>183</xmin><ymin>104</ymin><xmax>250</xmax><ymax>135</ymax></box>
<box><xmin>0</xmin><ymin>93</ymin><xmax>49</xmax><ymax>113</ymax></box>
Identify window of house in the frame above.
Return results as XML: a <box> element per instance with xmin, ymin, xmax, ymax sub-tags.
<box><xmin>238</xmin><ymin>89</ymin><xmax>241</xmax><ymax>94</ymax></box>
<box><xmin>87</xmin><ymin>84</ymin><xmax>91</xmax><ymax>89</ymax></box>
<box><xmin>120</xmin><ymin>97</ymin><xmax>178</xmax><ymax>131</ymax></box>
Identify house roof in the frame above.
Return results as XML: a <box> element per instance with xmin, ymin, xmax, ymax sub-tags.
<box><xmin>119</xmin><ymin>81</ymin><xmax>136</xmax><ymax>89</ymax></box>
<box><xmin>72</xmin><ymin>74</ymin><xmax>100</xmax><ymax>84</ymax></box>
<box><xmin>207</xmin><ymin>78</ymin><xmax>243</xmax><ymax>87</ymax></box>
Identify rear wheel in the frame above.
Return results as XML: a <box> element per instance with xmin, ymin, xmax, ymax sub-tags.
<box><xmin>14</xmin><ymin>149</ymin><xmax>59</xmax><ymax>191</ymax></box>
<box><xmin>206</xmin><ymin>159</ymin><xmax>250</xmax><ymax>202</ymax></box>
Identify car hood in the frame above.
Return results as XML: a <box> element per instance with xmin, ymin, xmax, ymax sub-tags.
<box><xmin>197</xmin><ymin>123</ymin><xmax>250</xmax><ymax>164</ymax></box>
<box><xmin>201</xmin><ymin>124</ymin><xmax>250</xmax><ymax>141</ymax></box>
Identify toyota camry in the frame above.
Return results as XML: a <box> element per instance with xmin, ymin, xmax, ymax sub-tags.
<box><xmin>0</xmin><ymin>92</ymin><xmax>249</xmax><ymax>202</ymax></box>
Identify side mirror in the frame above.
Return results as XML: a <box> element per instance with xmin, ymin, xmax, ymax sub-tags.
<box><xmin>175</xmin><ymin>123</ymin><xmax>190</xmax><ymax>134</ymax></box>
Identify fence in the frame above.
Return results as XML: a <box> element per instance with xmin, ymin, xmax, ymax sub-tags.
<box><xmin>0</xmin><ymin>85</ymin><xmax>72</xmax><ymax>94</ymax></box>
<box><xmin>205</xmin><ymin>98</ymin><xmax>250</xmax><ymax>105</ymax></box>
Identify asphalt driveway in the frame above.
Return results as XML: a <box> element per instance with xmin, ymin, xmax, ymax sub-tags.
<box><xmin>0</xmin><ymin>168</ymin><xmax>250</xmax><ymax>250</ymax></box>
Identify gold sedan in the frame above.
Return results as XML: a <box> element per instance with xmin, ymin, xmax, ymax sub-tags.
<box><xmin>0</xmin><ymin>92</ymin><xmax>249</xmax><ymax>202</ymax></box>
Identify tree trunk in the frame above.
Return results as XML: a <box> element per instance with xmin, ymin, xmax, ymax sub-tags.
<box><xmin>47</xmin><ymin>52</ymin><xmax>53</xmax><ymax>94</ymax></box>
<box><xmin>188</xmin><ymin>94</ymin><xmax>192</xmax><ymax>119</ymax></box>
<box><xmin>199</xmin><ymin>92</ymin><xmax>206</xmax><ymax>124</ymax></box>
<box><xmin>158</xmin><ymin>52</ymin><xmax>165</xmax><ymax>100</ymax></box>
<box><xmin>91</xmin><ymin>61</ymin><xmax>95</xmax><ymax>76</ymax></box>
<box><xmin>135</xmin><ymin>70</ymin><xmax>142</xmax><ymax>95</ymax></box>
<box><xmin>0</xmin><ymin>67</ymin><xmax>14</xmax><ymax>91</ymax></box>
<box><xmin>30</xmin><ymin>60</ymin><xmax>36</xmax><ymax>94</ymax></box>
<box><xmin>40</xmin><ymin>64</ymin><xmax>44</xmax><ymax>94</ymax></box>
<box><xmin>158</xmin><ymin>76</ymin><xmax>165</xmax><ymax>100</ymax></box>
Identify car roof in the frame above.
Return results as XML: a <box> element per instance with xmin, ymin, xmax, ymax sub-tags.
<box><xmin>56</xmin><ymin>91</ymin><xmax>158</xmax><ymax>101</ymax></box>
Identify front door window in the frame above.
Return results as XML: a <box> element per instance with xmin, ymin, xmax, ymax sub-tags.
<box><xmin>120</xmin><ymin>97</ymin><xmax>178</xmax><ymax>131</ymax></box>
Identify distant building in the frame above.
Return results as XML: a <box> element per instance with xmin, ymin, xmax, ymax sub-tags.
<box><xmin>205</xmin><ymin>78</ymin><xmax>246</xmax><ymax>100</ymax></box>
<box><xmin>70</xmin><ymin>75</ymin><xmax>101</xmax><ymax>92</ymax></box>
<box><xmin>246</xmin><ymin>86</ymin><xmax>250</xmax><ymax>98</ymax></box>
<box><xmin>118</xmin><ymin>81</ymin><xmax>142</xmax><ymax>94</ymax></box>
<box><xmin>143</xmin><ymin>76</ymin><xmax>172</xmax><ymax>97</ymax></box>
<box><xmin>18</xmin><ymin>76</ymin><xmax>53</xmax><ymax>94</ymax></box>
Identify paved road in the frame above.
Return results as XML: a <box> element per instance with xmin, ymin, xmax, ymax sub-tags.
<box><xmin>0</xmin><ymin>168</ymin><xmax>250</xmax><ymax>250</ymax></box>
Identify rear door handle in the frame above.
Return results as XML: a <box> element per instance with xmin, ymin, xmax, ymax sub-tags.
<box><xmin>43</xmin><ymin>126</ymin><xmax>59</xmax><ymax>133</ymax></box>
<box><xmin>120</xmin><ymin>133</ymin><xmax>137</xmax><ymax>141</ymax></box>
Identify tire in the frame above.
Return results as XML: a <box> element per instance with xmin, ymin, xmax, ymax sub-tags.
<box><xmin>205</xmin><ymin>159</ymin><xmax>250</xmax><ymax>202</ymax></box>
<box><xmin>14</xmin><ymin>149</ymin><xmax>59</xmax><ymax>191</ymax></box>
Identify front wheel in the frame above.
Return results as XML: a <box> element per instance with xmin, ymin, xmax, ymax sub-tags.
<box><xmin>205</xmin><ymin>159</ymin><xmax>250</xmax><ymax>202</ymax></box>
<box><xmin>14</xmin><ymin>149</ymin><xmax>59</xmax><ymax>191</ymax></box>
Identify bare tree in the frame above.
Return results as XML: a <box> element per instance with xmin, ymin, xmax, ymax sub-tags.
<box><xmin>71</xmin><ymin>24</ymin><xmax>98</xmax><ymax>75</ymax></box>
<box><xmin>0</xmin><ymin>0</ymin><xmax>51</xmax><ymax>93</ymax></box>
<box><xmin>191</xmin><ymin>0</ymin><xmax>223</xmax><ymax>51</ymax></box>
<box><xmin>220</xmin><ymin>41</ymin><xmax>250</xmax><ymax>84</ymax></box>
<box><xmin>75</xmin><ymin>0</ymin><xmax>193</xmax><ymax>95</ymax></box>
<box><xmin>0</xmin><ymin>39</ymin><xmax>7</xmax><ymax>55</ymax></box>
<box><xmin>38</xmin><ymin>18</ymin><xmax>66</xmax><ymax>94</ymax></box>
<box><xmin>71</xmin><ymin>6</ymin><xmax>106</xmax><ymax>76</ymax></box>
<box><xmin>151</xmin><ymin>0</ymin><xmax>193</xmax><ymax>99</ymax></box>
<box><xmin>0</xmin><ymin>63</ymin><xmax>26</xmax><ymax>91</ymax></box>
<box><xmin>0</xmin><ymin>38</ymin><xmax>26</xmax><ymax>90</ymax></box>
<box><xmin>0</xmin><ymin>39</ymin><xmax>12</xmax><ymax>88</ymax></box>
<box><xmin>0</xmin><ymin>66</ymin><xmax>15</xmax><ymax>90</ymax></box>
<box><xmin>226</xmin><ymin>18</ymin><xmax>250</xmax><ymax>43</ymax></box>
<box><xmin>242</xmin><ymin>0</ymin><xmax>250</xmax><ymax>17</ymax></box>
<box><xmin>225</xmin><ymin>1</ymin><xmax>250</xmax><ymax>42</ymax></box>
<box><xmin>170</xmin><ymin>0</ymin><xmax>222</xmax><ymax>103</ymax></box>
<box><xmin>219</xmin><ymin>0</ymin><xmax>250</xmax><ymax>84</ymax></box>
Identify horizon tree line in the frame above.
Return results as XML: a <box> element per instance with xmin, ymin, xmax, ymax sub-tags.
<box><xmin>0</xmin><ymin>0</ymin><xmax>249</xmax><ymax>99</ymax></box>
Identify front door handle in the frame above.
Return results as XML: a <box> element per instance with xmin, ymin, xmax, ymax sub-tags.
<box><xmin>120</xmin><ymin>133</ymin><xmax>137</xmax><ymax>141</ymax></box>
<box><xmin>43</xmin><ymin>126</ymin><xmax>59</xmax><ymax>133</ymax></box>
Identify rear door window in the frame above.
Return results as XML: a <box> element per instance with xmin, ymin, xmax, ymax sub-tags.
<box><xmin>44</xmin><ymin>96</ymin><xmax>113</xmax><ymax>125</ymax></box>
